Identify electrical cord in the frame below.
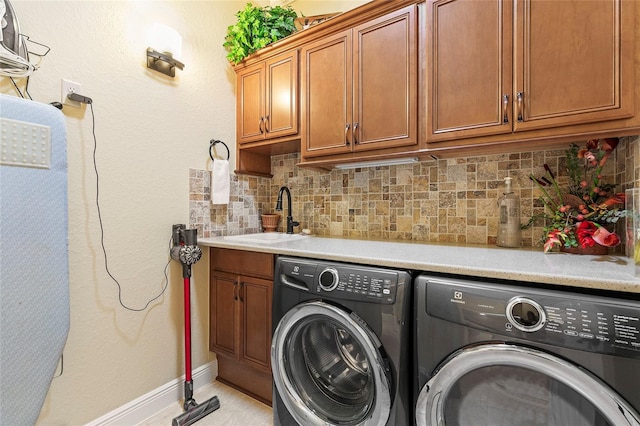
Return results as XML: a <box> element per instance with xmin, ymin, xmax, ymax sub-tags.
<box><xmin>88</xmin><ymin>102</ymin><xmax>171</xmax><ymax>311</ymax></box>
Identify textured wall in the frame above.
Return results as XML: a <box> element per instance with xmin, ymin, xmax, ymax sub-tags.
<box><xmin>193</xmin><ymin>136</ymin><xmax>638</xmax><ymax>250</ymax></box>
<box><xmin>1</xmin><ymin>1</ymin><xmax>241</xmax><ymax>424</ymax></box>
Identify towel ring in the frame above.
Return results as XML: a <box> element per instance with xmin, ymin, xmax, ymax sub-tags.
<box><xmin>209</xmin><ymin>139</ymin><xmax>230</xmax><ymax>161</ymax></box>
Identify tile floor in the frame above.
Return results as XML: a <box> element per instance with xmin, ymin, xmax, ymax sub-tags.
<box><xmin>137</xmin><ymin>381</ymin><xmax>273</xmax><ymax>425</ymax></box>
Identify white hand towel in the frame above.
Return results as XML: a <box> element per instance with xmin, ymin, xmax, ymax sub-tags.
<box><xmin>210</xmin><ymin>159</ymin><xmax>230</xmax><ymax>205</ymax></box>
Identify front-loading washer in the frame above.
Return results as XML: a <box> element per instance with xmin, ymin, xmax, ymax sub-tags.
<box><xmin>414</xmin><ymin>274</ymin><xmax>640</xmax><ymax>426</ymax></box>
<box><xmin>272</xmin><ymin>256</ymin><xmax>412</xmax><ymax>426</ymax></box>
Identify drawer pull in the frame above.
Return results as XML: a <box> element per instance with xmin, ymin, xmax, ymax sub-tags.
<box><xmin>345</xmin><ymin>123</ymin><xmax>351</xmax><ymax>146</ymax></box>
<box><xmin>353</xmin><ymin>122</ymin><xmax>359</xmax><ymax>144</ymax></box>
<box><xmin>502</xmin><ymin>94</ymin><xmax>509</xmax><ymax>124</ymax></box>
<box><xmin>516</xmin><ymin>92</ymin><xmax>524</xmax><ymax>122</ymax></box>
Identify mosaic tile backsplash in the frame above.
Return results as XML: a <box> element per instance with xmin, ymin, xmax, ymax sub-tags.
<box><xmin>190</xmin><ymin>136</ymin><xmax>639</xmax><ymax>248</ymax></box>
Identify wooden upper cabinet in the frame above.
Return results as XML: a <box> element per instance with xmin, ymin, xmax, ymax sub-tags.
<box><xmin>513</xmin><ymin>0</ymin><xmax>633</xmax><ymax>132</ymax></box>
<box><xmin>427</xmin><ymin>0</ymin><xmax>634</xmax><ymax>143</ymax></box>
<box><xmin>302</xmin><ymin>5</ymin><xmax>418</xmax><ymax>158</ymax></box>
<box><xmin>301</xmin><ymin>30</ymin><xmax>353</xmax><ymax>156</ymax></box>
<box><xmin>237</xmin><ymin>50</ymin><xmax>299</xmax><ymax>144</ymax></box>
<box><xmin>427</xmin><ymin>0</ymin><xmax>512</xmax><ymax>141</ymax></box>
<box><xmin>354</xmin><ymin>6</ymin><xmax>418</xmax><ymax>151</ymax></box>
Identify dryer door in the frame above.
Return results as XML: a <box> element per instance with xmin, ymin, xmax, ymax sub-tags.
<box><xmin>416</xmin><ymin>343</ymin><xmax>640</xmax><ymax>426</ymax></box>
<box><xmin>272</xmin><ymin>301</ymin><xmax>391</xmax><ymax>426</ymax></box>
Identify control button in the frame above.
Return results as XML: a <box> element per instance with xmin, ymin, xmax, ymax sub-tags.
<box><xmin>318</xmin><ymin>268</ymin><xmax>339</xmax><ymax>292</ymax></box>
<box><xmin>579</xmin><ymin>332</ymin><xmax>594</xmax><ymax>339</ymax></box>
<box><xmin>564</xmin><ymin>330</ymin><xmax>579</xmax><ymax>337</ymax></box>
<box><xmin>506</xmin><ymin>297</ymin><xmax>546</xmax><ymax>333</ymax></box>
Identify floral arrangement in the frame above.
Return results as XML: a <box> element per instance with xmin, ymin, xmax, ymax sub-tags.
<box><xmin>527</xmin><ymin>138</ymin><xmax>626</xmax><ymax>253</ymax></box>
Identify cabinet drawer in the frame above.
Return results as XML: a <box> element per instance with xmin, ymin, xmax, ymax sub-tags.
<box><xmin>211</xmin><ymin>248</ymin><xmax>274</xmax><ymax>279</ymax></box>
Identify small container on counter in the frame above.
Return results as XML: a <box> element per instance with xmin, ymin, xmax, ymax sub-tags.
<box><xmin>497</xmin><ymin>177</ymin><xmax>522</xmax><ymax>248</ymax></box>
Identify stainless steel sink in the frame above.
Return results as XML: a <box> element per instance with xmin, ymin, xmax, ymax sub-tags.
<box><xmin>223</xmin><ymin>232</ymin><xmax>308</xmax><ymax>244</ymax></box>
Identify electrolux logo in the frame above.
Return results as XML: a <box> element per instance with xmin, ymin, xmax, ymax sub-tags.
<box><xmin>451</xmin><ymin>290</ymin><xmax>465</xmax><ymax>304</ymax></box>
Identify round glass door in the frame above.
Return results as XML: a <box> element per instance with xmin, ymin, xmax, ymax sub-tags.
<box><xmin>416</xmin><ymin>344</ymin><xmax>640</xmax><ymax>426</ymax></box>
<box><xmin>272</xmin><ymin>301</ymin><xmax>391</xmax><ymax>426</ymax></box>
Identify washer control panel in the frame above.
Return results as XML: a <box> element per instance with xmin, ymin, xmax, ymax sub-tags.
<box><xmin>424</xmin><ymin>276</ymin><xmax>640</xmax><ymax>358</ymax></box>
<box><xmin>277</xmin><ymin>257</ymin><xmax>409</xmax><ymax>304</ymax></box>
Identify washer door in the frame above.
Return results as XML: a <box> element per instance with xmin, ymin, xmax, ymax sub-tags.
<box><xmin>416</xmin><ymin>343</ymin><xmax>640</xmax><ymax>426</ymax></box>
<box><xmin>272</xmin><ymin>301</ymin><xmax>391</xmax><ymax>426</ymax></box>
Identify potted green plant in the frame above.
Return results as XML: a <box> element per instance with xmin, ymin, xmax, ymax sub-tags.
<box><xmin>224</xmin><ymin>3</ymin><xmax>298</xmax><ymax>64</ymax></box>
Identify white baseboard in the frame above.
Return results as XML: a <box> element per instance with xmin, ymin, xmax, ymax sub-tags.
<box><xmin>86</xmin><ymin>360</ymin><xmax>217</xmax><ymax>426</ymax></box>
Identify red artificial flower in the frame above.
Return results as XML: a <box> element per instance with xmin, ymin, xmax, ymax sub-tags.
<box><xmin>576</xmin><ymin>221</ymin><xmax>597</xmax><ymax>248</ymax></box>
<box><xmin>544</xmin><ymin>229</ymin><xmax>562</xmax><ymax>253</ymax></box>
<box><xmin>600</xmin><ymin>137</ymin><xmax>619</xmax><ymax>152</ymax></box>
<box><xmin>599</xmin><ymin>193</ymin><xmax>626</xmax><ymax>209</ymax></box>
<box><xmin>592</xmin><ymin>226</ymin><xmax>621</xmax><ymax>247</ymax></box>
<box><xmin>585</xmin><ymin>139</ymin><xmax>598</xmax><ymax>150</ymax></box>
<box><xmin>577</xmin><ymin>148</ymin><xmax>589</xmax><ymax>159</ymax></box>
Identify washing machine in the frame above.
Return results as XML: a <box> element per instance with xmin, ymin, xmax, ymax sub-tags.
<box><xmin>272</xmin><ymin>256</ymin><xmax>413</xmax><ymax>426</ymax></box>
<box><xmin>414</xmin><ymin>274</ymin><xmax>640</xmax><ymax>426</ymax></box>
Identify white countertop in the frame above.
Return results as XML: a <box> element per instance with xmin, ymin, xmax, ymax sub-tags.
<box><xmin>199</xmin><ymin>235</ymin><xmax>640</xmax><ymax>294</ymax></box>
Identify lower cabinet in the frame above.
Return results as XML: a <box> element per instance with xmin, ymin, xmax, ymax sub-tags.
<box><xmin>209</xmin><ymin>248</ymin><xmax>274</xmax><ymax>405</ymax></box>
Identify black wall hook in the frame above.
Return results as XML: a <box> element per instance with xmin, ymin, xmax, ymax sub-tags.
<box><xmin>209</xmin><ymin>139</ymin><xmax>230</xmax><ymax>161</ymax></box>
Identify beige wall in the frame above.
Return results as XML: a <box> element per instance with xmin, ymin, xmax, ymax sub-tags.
<box><xmin>0</xmin><ymin>1</ymin><xmax>370</xmax><ymax>422</ymax></box>
<box><xmin>290</xmin><ymin>0</ymin><xmax>371</xmax><ymax>16</ymax></box>
<box><xmin>1</xmin><ymin>1</ymin><xmax>243</xmax><ymax>424</ymax></box>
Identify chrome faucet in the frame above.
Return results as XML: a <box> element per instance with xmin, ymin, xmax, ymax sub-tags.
<box><xmin>275</xmin><ymin>186</ymin><xmax>299</xmax><ymax>234</ymax></box>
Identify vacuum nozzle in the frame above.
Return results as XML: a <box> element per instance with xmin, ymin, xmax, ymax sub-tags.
<box><xmin>172</xmin><ymin>395</ymin><xmax>220</xmax><ymax>426</ymax></box>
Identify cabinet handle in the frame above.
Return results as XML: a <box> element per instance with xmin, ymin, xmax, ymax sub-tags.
<box><xmin>264</xmin><ymin>115</ymin><xmax>269</xmax><ymax>133</ymax></box>
<box><xmin>502</xmin><ymin>95</ymin><xmax>509</xmax><ymax>124</ymax></box>
<box><xmin>233</xmin><ymin>282</ymin><xmax>238</xmax><ymax>301</ymax></box>
<box><xmin>258</xmin><ymin>117</ymin><xmax>264</xmax><ymax>134</ymax></box>
<box><xmin>516</xmin><ymin>92</ymin><xmax>524</xmax><ymax>122</ymax></box>
<box><xmin>239</xmin><ymin>282</ymin><xmax>244</xmax><ymax>302</ymax></box>
<box><xmin>345</xmin><ymin>123</ymin><xmax>351</xmax><ymax>146</ymax></box>
<box><xmin>353</xmin><ymin>122</ymin><xmax>359</xmax><ymax>144</ymax></box>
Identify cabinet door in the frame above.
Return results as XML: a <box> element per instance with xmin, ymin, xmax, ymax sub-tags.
<box><xmin>513</xmin><ymin>0</ymin><xmax>634</xmax><ymax>132</ymax></box>
<box><xmin>265</xmin><ymin>50</ymin><xmax>299</xmax><ymax>140</ymax></box>
<box><xmin>237</xmin><ymin>63</ymin><xmax>265</xmax><ymax>144</ymax></box>
<box><xmin>301</xmin><ymin>29</ymin><xmax>353</xmax><ymax>157</ymax></box>
<box><xmin>426</xmin><ymin>0</ymin><xmax>513</xmax><ymax>142</ymax></box>
<box><xmin>239</xmin><ymin>276</ymin><xmax>272</xmax><ymax>371</ymax></box>
<box><xmin>209</xmin><ymin>271</ymin><xmax>239</xmax><ymax>358</ymax></box>
<box><xmin>353</xmin><ymin>5</ymin><xmax>418</xmax><ymax>151</ymax></box>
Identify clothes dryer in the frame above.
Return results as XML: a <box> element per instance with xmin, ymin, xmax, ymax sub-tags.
<box><xmin>272</xmin><ymin>256</ymin><xmax>412</xmax><ymax>426</ymax></box>
<box><xmin>414</xmin><ymin>274</ymin><xmax>640</xmax><ymax>426</ymax></box>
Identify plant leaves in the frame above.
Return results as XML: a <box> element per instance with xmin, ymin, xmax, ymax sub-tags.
<box><xmin>224</xmin><ymin>3</ymin><xmax>298</xmax><ymax>64</ymax></box>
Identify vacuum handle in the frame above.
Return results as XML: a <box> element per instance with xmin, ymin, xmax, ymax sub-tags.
<box><xmin>182</xmin><ymin>229</ymin><xmax>198</xmax><ymax>246</ymax></box>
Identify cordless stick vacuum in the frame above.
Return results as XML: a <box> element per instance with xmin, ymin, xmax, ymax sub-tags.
<box><xmin>170</xmin><ymin>224</ymin><xmax>220</xmax><ymax>426</ymax></box>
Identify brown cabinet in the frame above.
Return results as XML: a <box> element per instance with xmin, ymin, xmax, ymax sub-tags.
<box><xmin>426</xmin><ymin>0</ymin><xmax>634</xmax><ymax>144</ymax></box>
<box><xmin>237</xmin><ymin>50</ymin><xmax>299</xmax><ymax>144</ymax></box>
<box><xmin>301</xmin><ymin>5</ymin><xmax>418</xmax><ymax>158</ymax></box>
<box><xmin>209</xmin><ymin>248</ymin><xmax>273</xmax><ymax>404</ymax></box>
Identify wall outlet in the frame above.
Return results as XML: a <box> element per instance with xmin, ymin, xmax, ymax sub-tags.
<box><xmin>61</xmin><ymin>79</ymin><xmax>82</xmax><ymax>107</ymax></box>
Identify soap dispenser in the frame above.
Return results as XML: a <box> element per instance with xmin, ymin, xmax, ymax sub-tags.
<box><xmin>497</xmin><ymin>177</ymin><xmax>522</xmax><ymax>248</ymax></box>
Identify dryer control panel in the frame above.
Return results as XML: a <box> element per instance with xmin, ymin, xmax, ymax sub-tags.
<box><xmin>277</xmin><ymin>257</ymin><xmax>411</xmax><ymax>304</ymax></box>
<box><xmin>424</xmin><ymin>276</ymin><xmax>640</xmax><ymax>358</ymax></box>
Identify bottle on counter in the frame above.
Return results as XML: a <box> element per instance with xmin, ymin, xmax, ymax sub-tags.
<box><xmin>497</xmin><ymin>177</ymin><xmax>522</xmax><ymax>248</ymax></box>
